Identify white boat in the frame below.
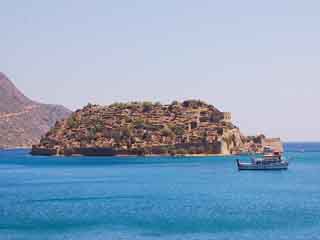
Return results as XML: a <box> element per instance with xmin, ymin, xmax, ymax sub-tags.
<box><xmin>236</xmin><ymin>147</ymin><xmax>289</xmax><ymax>171</ymax></box>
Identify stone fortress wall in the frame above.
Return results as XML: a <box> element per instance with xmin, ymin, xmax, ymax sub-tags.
<box><xmin>263</xmin><ymin>138</ymin><xmax>284</xmax><ymax>153</ymax></box>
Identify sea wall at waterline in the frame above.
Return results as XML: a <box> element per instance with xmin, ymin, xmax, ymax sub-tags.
<box><xmin>31</xmin><ymin>142</ymin><xmax>223</xmax><ymax>157</ymax></box>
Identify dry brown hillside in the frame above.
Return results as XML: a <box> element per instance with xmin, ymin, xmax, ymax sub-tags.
<box><xmin>0</xmin><ymin>72</ymin><xmax>71</xmax><ymax>148</ymax></box>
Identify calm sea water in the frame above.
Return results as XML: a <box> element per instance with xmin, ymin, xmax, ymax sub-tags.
<box><xmin>1</xmin><ymin>143</ymin><xmax>320</xmax><ymax>240</ymax></box>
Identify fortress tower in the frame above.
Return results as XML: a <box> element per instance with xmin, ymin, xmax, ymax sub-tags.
<box><xmin>222</xmin><ymin>112</ymin><xmax>231</xmax><ymax>122</ymax></box>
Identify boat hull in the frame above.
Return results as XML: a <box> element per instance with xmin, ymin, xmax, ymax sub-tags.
<box><xmin>236</xmin><ymin>160</ymin><xmax>288</xmax><ymax>171</ymax></box>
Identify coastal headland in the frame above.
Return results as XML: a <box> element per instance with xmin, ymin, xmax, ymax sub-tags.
<box><xmin>31</xmin><ymin>100</ymin><xmax>283</xmax><ymax>156</ymax></box>
<box><xmin>0</xmin><ymin>72</ymin><xmax>71</xmax><ymax>148</ymax></box>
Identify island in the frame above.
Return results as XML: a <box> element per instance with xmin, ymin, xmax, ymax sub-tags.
<box><xmin>31</xmin><ymin>100</ymin><xmax>283</xmax><ymax>156</ymax></box>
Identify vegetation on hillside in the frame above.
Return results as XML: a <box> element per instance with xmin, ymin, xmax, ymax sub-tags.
<box><xmin>33</xmin><ymin>100</ymin><xmax>270</xmax><ymax>156</ymax></box>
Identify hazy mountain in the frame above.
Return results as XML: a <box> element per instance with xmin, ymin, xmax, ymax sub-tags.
<box><xmin>0</xmin><ymin>72</ymin><xmax>71</xmax><ymax>148</ymax></box>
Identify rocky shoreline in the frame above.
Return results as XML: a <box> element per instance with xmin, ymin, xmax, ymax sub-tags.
<box><xmin>31</xmin><ymin>142</ymin><xmax>224</xmax><ymax>157</ymax></box>
<box><xmin>30</xmin><ymin>146</ymin><xmax>234</xmax><ymax>157</ymax></box>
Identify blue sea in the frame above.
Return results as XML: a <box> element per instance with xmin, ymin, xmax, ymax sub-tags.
<box><xmin>1</xmin><ymin>143</ymin><xmax>320</xmax><ymax>240</ymax></box>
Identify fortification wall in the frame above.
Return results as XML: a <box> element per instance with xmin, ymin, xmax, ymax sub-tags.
<box><xmin>263</xmin><ymin>138</ymin><xmax>284</xmax><ymax>153</ymax></box>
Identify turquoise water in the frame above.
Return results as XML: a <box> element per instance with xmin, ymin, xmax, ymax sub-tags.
<box><xmin>1</xmin><ymin>143</ymin><xmax>320</xmax><ymax>240</ymax></box>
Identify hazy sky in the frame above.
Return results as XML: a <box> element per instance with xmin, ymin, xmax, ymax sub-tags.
<box><xmin>1</xmin><ymin>0</ymin><xmax>320</xmax><ymax>141</ymax></box>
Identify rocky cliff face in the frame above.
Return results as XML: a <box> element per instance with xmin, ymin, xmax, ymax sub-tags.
<box><xmin>0</xmin><ymin>72</ymin><xmax>71</xmax><ymax>148</ymax></box>
<box><xmin>31</xmin><ymin>100</ymin><xmax>279</xmax><ymax>156</ymax></box>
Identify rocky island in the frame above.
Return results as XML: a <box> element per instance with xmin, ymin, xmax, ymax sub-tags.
<box><xmin>31</xmin><ymin>100</ymin><xmax>283</xmax><ymax>156</ymax></box>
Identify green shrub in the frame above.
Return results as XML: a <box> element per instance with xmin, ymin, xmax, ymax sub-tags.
<box><xmin>172</xmin><ymin>126</ymin><xmax>185</xmax><ymax>136</ymax></box>
<box><xmin>176</xmin><ymin>149</ymin><xmax>188</xmax><ymax>155</ymax></box>
<box><xmin>67</xmin><ymin>116</ymin><xmax>79</xmax><ymax>128</ymax></box>
<box><xmin>109</xmin><ymin>102</ymin><xmax>129</xmax><ymax>110</ymax></box>
<box><xmin>142</xmin><ymin>101</ymin><xmax>153</xmax><ymax>112</ymax></box>
<box><xmin>171</xmin><ymin>100</ymin><xmax>179</xmax><ymax>105</ymax></box>
<box><xmin>88</xmin><ymin>128</ymin><xmax>97</xmax><ymax>140</ymax></box>
<box><xmin>154</xmin><ymin>101</ymin><xmax>161</xmax><ymax>107</ymax></box>
<box><xmin>133</xmin><ymin>118</ymin><xmax>145</xmax><ymax>129</ymax></box>
<box><xmin>121</xmin><ymin>126</ymin><xmax>132</xmax><ymax>138</ymax></box>
<box><xmin>160</xmin><ymin>127</ymin><xmax>175</xmax><ymax>138</ymax></box>
<box><xmin>93</xmin><ymin>121</ymin><xmax>104</xmax><ymax>132</ymax></box>
<box><xmin>156</xmin><ymin>146</ymin><xmax>170</xmax><ymax>154</ymax></box>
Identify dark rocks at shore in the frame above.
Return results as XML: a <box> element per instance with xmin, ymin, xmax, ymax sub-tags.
<box><xmin>31</xmin><ymin>142</ymin><xmax>223</xmax><ymax>157</ymax></box>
